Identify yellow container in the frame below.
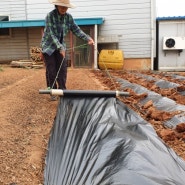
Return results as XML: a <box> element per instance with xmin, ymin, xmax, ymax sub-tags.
<box><xmin>98</xmin><ymin>50</ymin><xmax>124</xmax><ymax>70</ymax></box>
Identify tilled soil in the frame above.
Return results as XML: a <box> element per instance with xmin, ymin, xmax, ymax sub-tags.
<box><xmin>0</xmin><ymin>66</ymin><xmax>185</xmax><ymax>185</ymax></box>
<box><xmin>93</xmin><ymin>69</ymin><xmax>185</xmax><ymax>160</ymax></box>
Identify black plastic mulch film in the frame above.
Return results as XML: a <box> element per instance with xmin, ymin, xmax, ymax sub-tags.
<box><xmin>116</xmin><ymin>73</ymin><xmax>185</xmax><ymax>129</ymax></box>
<box><xmin>44</xmin><ymin>97</ymin><xmax>185</xmax><ymax>185</ymax></box>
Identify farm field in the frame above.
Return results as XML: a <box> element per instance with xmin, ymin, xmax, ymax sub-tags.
<box><xmin>0</xmin><ymin>66</ymin><xmax>185</xmax><ymax>184</ymax></box>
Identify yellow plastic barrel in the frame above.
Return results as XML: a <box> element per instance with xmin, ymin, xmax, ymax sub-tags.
<box><xmin>98</xmin><ymin>50</ymin><xmax>124</xmax><ymax>70</ymax></box>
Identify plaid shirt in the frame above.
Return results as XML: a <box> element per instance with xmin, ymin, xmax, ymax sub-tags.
<box><xmin>41</xmin><ymin>9</ymin><xmax>91</xmax><ymax>55</ymax></box>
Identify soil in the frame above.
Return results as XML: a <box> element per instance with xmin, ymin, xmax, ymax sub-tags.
<box><xmin>0</xmin><ymin>66</ymin><xmax>185</xmax><ymax>185</ymax></box>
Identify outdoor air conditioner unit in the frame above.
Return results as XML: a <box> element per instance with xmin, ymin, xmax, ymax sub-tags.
<box><xmin>163</xmin><ymin>37</ymin><xmax>185</xmax><ymax>50</ymax></box>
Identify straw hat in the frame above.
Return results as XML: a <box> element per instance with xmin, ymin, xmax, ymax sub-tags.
<box><xmin>49</xmin><ymin>0</ymin><xmax>76</xmax><ymax>8</ymax></box>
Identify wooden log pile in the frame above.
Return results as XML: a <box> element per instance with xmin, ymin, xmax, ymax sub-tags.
<box><xmin>30</xmin><ymin>46</ymin><xmax>44</xmax><ymax>68</ymax></box>
<box><xmin>11</xmin><ymin>60</ymin><xmax>33</xmax><ymax>68</ymax></box>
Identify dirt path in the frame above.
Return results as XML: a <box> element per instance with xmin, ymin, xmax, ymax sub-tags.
<box><xmin>0</xmin><ymin>67</ymin><xmax>104</xmax><ymax>185</ymax></box>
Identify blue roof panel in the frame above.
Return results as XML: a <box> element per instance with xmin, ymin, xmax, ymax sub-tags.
<box><xmin>0</xmin><ymin>17</ymin><xmax>104</xmax><ymax>28</ymax></box>
<box><xmin>157</xmin><ymin>16</ymin><xmax>185</xmax><ymax>21</ymax></box>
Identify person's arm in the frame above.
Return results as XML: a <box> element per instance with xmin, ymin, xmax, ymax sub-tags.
<box><xmin>69</xmin><ymin>15</ymin><xmax>94</xmax><ymax>45</ymax></box>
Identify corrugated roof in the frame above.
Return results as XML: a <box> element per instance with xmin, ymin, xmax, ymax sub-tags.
<box><xmin>157</xmin><ymin>16</ymin><xmax>185</xmax><ymax>21</ymax></box>
<box><xmin>0</xmin><ymin>17</ymin><xmax>104</xmax><ymax>28</ymax></box>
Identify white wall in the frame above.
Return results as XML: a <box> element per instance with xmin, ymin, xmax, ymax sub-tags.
<box><xmin>69</xmin><ymin>0</ymin><xmax>156</xmax><ymax>58</ymax></box>
<box><xmin>26</xmin><ymin>0</ymin><xmax>53</xmax><ymax>20</ymax></box>
<box><xmin>1</xmin><ymin>0</ymin><xmax>26</xmax><ymax>20</ymax></box>
<box><xmin>0</xmin><ymin>0</ymin><xmax>53</xmax><ymax>20</ymax></box>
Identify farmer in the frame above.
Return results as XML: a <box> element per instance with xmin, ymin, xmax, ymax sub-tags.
<box><xmin>41</xmin><ymin>0</ymin><xmax>94</xmax><ymax>100</ymax></box>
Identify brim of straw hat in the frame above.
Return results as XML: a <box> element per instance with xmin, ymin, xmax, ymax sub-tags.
<box><xmin>49</xmin><ymin>0</ymin><xmax>76</xmax><ymax>8</ymax></box>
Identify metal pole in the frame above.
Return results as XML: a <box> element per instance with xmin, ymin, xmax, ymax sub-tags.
<box><xmin>39</xmin><ymin>89</ymin><xmax>129</xmax><ymax>97</ymax></box>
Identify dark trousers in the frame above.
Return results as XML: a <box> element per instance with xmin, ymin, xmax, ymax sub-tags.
<box><xmin>43</xmin><ymin>50</ymin><xmax>67</xmax><ymax>89</ymax></box>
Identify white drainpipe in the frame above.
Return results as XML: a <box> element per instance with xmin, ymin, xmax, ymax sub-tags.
<box><xmin>94</xmin><ymin>24</ymin><xmax>98</xmax><ymax>69</ymax></box>
<box><xmin>150</xmin><ymin>0</ymin><xmax>155</xmax><ymax>70</ymax></box>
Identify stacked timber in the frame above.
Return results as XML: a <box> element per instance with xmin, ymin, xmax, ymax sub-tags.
<box><xmin>10</xmin><ymin>46</ymin><xmax>44</xmax><ymax>69</ymax></box>
<box><xmin>11</xmin><ymin>60</ymin><xmax>33</xmax><ymax>68</ymax></box>
<box><xmin>30</xmin><ymin>46</ymin><xmax>44</xmax><ymax>68</ymax></box>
